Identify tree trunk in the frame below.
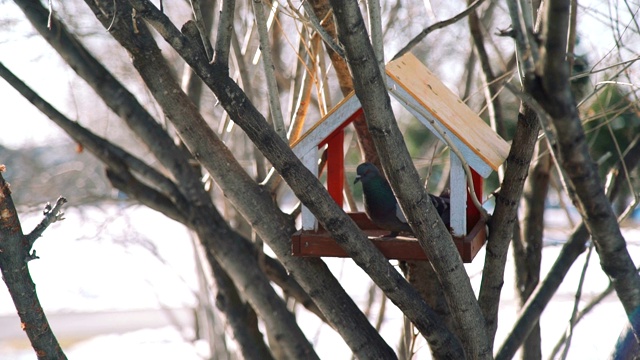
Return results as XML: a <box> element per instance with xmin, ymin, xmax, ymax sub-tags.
<box><xmin>514</xmin><ymin>140</ymin><xmax>550</xmax><ymax>360</ymax></box>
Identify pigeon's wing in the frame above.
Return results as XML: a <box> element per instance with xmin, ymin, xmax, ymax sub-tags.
<box><xmin>429</xmin><ymin>194</ymin><xmax>451</xmax><ymax>226</ymax></box>
<box><xmin>395</xmin><ymin>203</ymin><xmax>409</xmax><ymax>224</ymax></box>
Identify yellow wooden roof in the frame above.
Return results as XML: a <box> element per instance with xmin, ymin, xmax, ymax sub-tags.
<box><xmin>386</xmin><ymin>53</ymin><xmax>510</xmax><ymax>171</ymax></box>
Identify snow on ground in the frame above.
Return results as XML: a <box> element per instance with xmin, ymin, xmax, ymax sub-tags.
<box><xmin>0</xmin><ymin>204</ymin><xmax>638</xmax><ymax>359</ymax></box>
<box><xmin>0</xmin><ymin>204</ymin><xmax>198</xmax><ymax>315</ymax></box>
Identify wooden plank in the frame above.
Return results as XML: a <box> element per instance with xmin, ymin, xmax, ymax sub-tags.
<box><xmin>386</xmin><ymin>53</ymin><xmax>510</xmax><ymax>172</ymax></box>
<box><xmin>291</xmin><ymin>212</ymin><xmax>487</xmax><ymax>262</ymax></box>
<box><xmin>301</xmin><ymin>150</ymin><xmax>318</xmax><ymax>230</ymax></box>
<box><xmin>458</xmin><ymin>218</ymin><xmax>487</xmax><ymax>262</ymax></box>
<box><xmin>467</xmin><ymin>169</ymin><xmax>483</xmax><ymax>230</ymax></box>
<box><xmin>291</xmin><ymin>93</ymin><xmax>361</xmax><ymax>157</ymax></box>
<box><xmin>327</xmin><ymin>130</ymin><xmax>344</xmax><ymax>206</ymax></box>
<box><xmin>449</xmin><ymin>153</ymin><xmax>466</xmax><ymax>237</ymax></box>
<box><xmin>389</xmin><ymin>78</ymin><xmax>493</xmax><ymax>178</ymax></box>
<box><xmin>293</xmin><ymin>233</ymin><xmax>430</xmax><ymax>261</ymax></box>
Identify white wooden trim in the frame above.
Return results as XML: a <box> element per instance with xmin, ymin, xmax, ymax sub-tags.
<box><xmin>290</xmin><ymin>53</ymin><xmax>509</xmax><ymax>234</ymax></box>
<box><xmin>386</xmin><ymin>53</ymin><xmax>509</xmax><ymax>172</ymax></box>
<box><xmin>387</xmin><ymin>75</ymin><xmax>494</xmax><ymax>178</ymax></box>
<box><xmin>301</xmin><ymin>149</ymin><xmax>318</xmax><ymax>230</ymax></box>
<box><xmin>291</xmin><ymin>93</ymin><xmax>361</xmax><ymax>158</ymax></box>
<box><xmin>449</xmin><ymin>152</ymin><xmax>467</xmax><ymax>237</ymax></box>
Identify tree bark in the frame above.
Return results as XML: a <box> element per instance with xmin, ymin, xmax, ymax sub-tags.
<box><xmin>328</xmin><ymin>1</ymin><xmax>490</xmax><ymax>358</ymax></box>
<box><xmin>531</xmin><ymin>0</ymin><xmax>640</xmax><ymax>339</ymax></box>
<box><xmin>308</xmin><ymin>0</ymin><xmax>380</xmax><ymax>165</ymax></box>
<box><xmin>16</xmin><ymin>2</ymin><xmax>317</xmax><ymax>358</ymax></box>
<box><xmin>468</xmin><ymin>2</ymin><xmax>506</xmax><ymax>138</ymax></box>
<box><xmin>0</xmin><ymin>174</ymin><xmax>67</xmax><ymax>360</ymax></box>
<box><xmin>496</xmin><ymin>134</ymin><xmax>640</xmax><ymax>359</ymax></box>
<box><xmin>478</xmin><ymin>103</ymin><xmax>540</xmax><ymax>347</ymax></box>
<box><xmin>125</xmin><ymin>0</ymin><xmax>471</xmax><ymax>357</ymax></box>
<box><xmin>514</xmin><ymin>140</ymin><xmax>550</xmax><ymax>360</ymax></box>
<box><xmin>14</xmin><ymin>0</ymin><xmax>398</xmax><ymax>356</ymax></box>
<box><xmin>100</xmin><ymin>1</ymin><xmax>396</xmax><ymax>357</ymax></box>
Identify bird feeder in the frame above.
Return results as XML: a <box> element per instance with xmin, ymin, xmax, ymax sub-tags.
<box><xmin>290</xmin><ymin>53</ymin><xmax>509</xmax><ymax>262</ymax></box>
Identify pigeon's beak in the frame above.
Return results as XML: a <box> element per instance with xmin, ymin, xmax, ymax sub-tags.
<box><xmin>354</xmin><ymin>175</ymin><xmax>361</xmax><ymax>184</ymax></box>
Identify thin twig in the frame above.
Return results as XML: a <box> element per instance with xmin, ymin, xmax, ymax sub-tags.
<box><xmin>551</xmin><ymin>265</ymin><xmax>640</xmax><ymax>357</ymax></box>
<box><xmin>566</xmin><ymin>0</ymin><xmax>578</xmax><ymax>69</ymax></box>
<box><xmin>558</xmin><ymin>242</ymin><xmax>594</xmax><ymax>359</ymax></box>
<box><xmin>106</xmin><ymin>0</ymin><xmax>117</xmax><ymax>32</ymax></box>
<box><xmin>212</xmin><ymin>0</ymin><xmax>235</xmax><ymax>67</ymax></box>
<box><xmin>47</xmin><ymin>0</ymin><xmax>53</xmax><ymax>29</ymax></box>
<box><xmin>497</xmin><ymin>119</ymin><xmax>640</xmax><ymax>360</ymax></box>
<box><xmin>505</xmin><ymin>0</ymin><xmax>538</xmax><ymax>81</ymax></box>
<box><xmin>26</xmin><ymin>197</ymin><xmax>67</xmax><ymax>249</ymax></box>
<box><xmin>286</xmin><ymin>38</ymin><xmax>314</xmax><ymax>144</ymax></box>
<box><xmin>375</xmin><ymin>293</ymin><xmax>386</xmax><ymax>331</ymax></box>
<box><xmin>252</xmin><ymin>0</ymin><xmax>287</xmax><ymax>139</ymax></box>
<box><xmin>313</xmin><ymin>36</ymin><xmax>329</xmax><ymax>115</ymax></box>
<box><xmin>393</xmin><ymin>0</ymin><xmax>486</xmax><ymax>60</ymax></box>
<box><xmin>301</xmin><ymin>0</ymin><xmax>344</xmax><ymax>58</ymax></box>
<box><xmin>505</xmin><ymin>82</ymin><xmax>575</xmax><ymax>200</ymax></box>
<box><xmin>366</xmin><ymin>0</ymin><xmax>385</xmax><ymax>77</ymax></box>
<box><xmin>189</xmin><ymin>0</ymin><xmax>214</xmax><ymax>60</ymax></box>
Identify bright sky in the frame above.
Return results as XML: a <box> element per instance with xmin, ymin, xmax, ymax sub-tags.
<box><xmin>0</xmin><ymin>1</ymin><xmax>639</xmax><ymax>358</ymax></box>
<box><xmin>1</xmin><ymin>3</ymin><xmax>71</xmax><ymax>149</ymax></box>
<box><xmin>1</xmin><ymin>0</ymin><xmax>636</xmax><ymax>149</ymax></box>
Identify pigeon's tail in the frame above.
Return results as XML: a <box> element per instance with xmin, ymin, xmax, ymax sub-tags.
<box><xmin>429</xmin><ymin>194</ymin><xmax>451</xmax><ymax>227</ymax></box>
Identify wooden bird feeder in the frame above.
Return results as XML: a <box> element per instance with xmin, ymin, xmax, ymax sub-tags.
<box><xmin>290</xmin><ymin>53</ymin><xmax>510</xmax><ymax>262</ymax></box>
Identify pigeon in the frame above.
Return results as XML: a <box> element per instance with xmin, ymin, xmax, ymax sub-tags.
<box><xmin>354</xmin><ymin>162</ymin><xmax>450</xmax><ymax>236</ymax></box>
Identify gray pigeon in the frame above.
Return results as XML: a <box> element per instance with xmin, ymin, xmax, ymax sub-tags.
<box><xmin>354</xmin><ymin>162</ymin><xmax>450</xmax><ymax>236</ymax></box>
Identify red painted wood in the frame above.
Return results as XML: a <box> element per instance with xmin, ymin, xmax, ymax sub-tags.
<box><xmin>326</xmin><ymin>129</ymin><xmax>344</xmax><ymax>206</ymax></box>
<box><xmin>291</xmin><ymin>213</ymin><xmax>486</xmax><ymax>262</ymax></box>
<box><xmin>321</xmin><ymin>108</ymin><xmax>364</xmax><ymax>207</ymax></box>
<box><xmin>466</xmin><ymin>168</ymin><xmax>483</xmax><ymax>231</ymax></box>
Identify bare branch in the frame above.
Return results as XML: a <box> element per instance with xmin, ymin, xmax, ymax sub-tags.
<box><xmin>542</xmin><ymin>0</ymin><xmax>572</xmax><ymax>95</ymax></box>
<box><xmin>366</xmin><ymin>0</ymin><xmax>385</xmax><ymax>76</ymax></box>
<box><xmin>556</xmin><ymin>243</ymin><xmax>594</xmax><ymax>359</ymax></box>
<box><xmin>532</xmin><ymin>0</ymin><xmax>640</xmax><ymax>340</ymax></box>
<box><xmin>287</xmin><ymin>30</ymin><xmax>315</xmax><ymax>144</ymax></box>
<box><xmin>504</xmin><ymin>0</ymin><xmax>539</xmax><ymax>82</ymax></box>
<box><xmin>305</xmin><ymin>0</ymin><xmax>380</xmax><ymax>165</ymax></box>
<box><xmin>330</xmin><ymin>0</ymin><xmax>485</xmax><ymax>357</ymax></box>
<box><xmin>393</xmin><ymin>0</ymin><xmax>486</xmax><ymax>60</ymax></box>
<box><xmin>114</xmin><ymin>1</ymin><xmax>398</xmax><ymax>358</ymax></box>
<box><xmin>129</xmin><ymin>0</ymin><xmax>464</xmax><ymax>357</ymax></box>
<box><xmin>0</xmin><ymin>62</ymin><xmax>190</xmax><ymax>215</ymax></box>
<box><xmin>105</xmin><ymin>167</ymin><xmax>188</xmax><ymax>224</ymax></box>
<box><xmin>252</xmin><ymin>0</ymin><xmax>287</xmax><ymax>139</ymax></box>
<box><xmin>206</xmin><ymin>251</ymin><xmax>276</xmax><ymax>360</ymax></box>
<box><xmin>300</xmin><ymin>0</ymin><xmax>345</xmax><ymax>58</ymax></box>
<box><xmin>14</xmin><ymin>0</ymin><xmax>206</xmax><ymax>201</ymax></box>
<box><xmin>212</xmin><ymin>0</ymin><xmax>236</xmax><ymax>68</ymax></box>
<box><xmin>189</xmin><ymin>0</ymin><xmax>214</xmax><ymax>60</ymax></box>
<box><xmin>261</xmin><ymin>255</ymin><xmax>326</xmax><ymax>322</ymax></box>
<box><xmin>0</xmin><ymin>172</ymin><xmax>67</xmax><ymax>359</ymax></box>
<box><xmin>496</xmin><ymin>133</ymin><xmax>640</xmax><ymax>359</ymax></box>
<box><xmin>515</xmin><ymin>139</ymin><xmax>551</xmax><ymax>358</ymax></box>
<box><xmin>26</xmin><ymin>197</ymin><xmax>67</xmax><ymax>248</ymax></box>
<box><xmin>468</xmin><ymin>4</ymin><xmax>506</xmax><ymax>138</ymax></box>
<box><xmin>478</xmin><ymin>101</ymin><xmax>540</xmax><ymax>346</ymax></box>
<box><xmin>495</xmin><ymin>224</ymin><xmax>590</xmax><ymax>360</ymax></box>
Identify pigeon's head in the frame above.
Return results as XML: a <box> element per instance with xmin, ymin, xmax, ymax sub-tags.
<box><xmin>354</xmin><ymin>162</ymin><xmax>381</xmax><ymax>184</ymax></box>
